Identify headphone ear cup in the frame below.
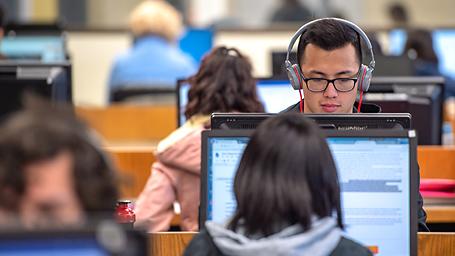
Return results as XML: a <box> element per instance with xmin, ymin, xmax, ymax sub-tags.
<box><xmin>286</xmin><ymin>64</ymin><xmax>302</xmax><ymax>90</ymax></box>
<box><xmin>358</xmin><ymin>64</ymin><xmax>373</xmax><ymax>92</ymax></box>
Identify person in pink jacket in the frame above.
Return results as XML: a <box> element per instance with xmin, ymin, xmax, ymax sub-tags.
<box><xmin>134</xmin><ymin>46</ymin><xmax>265</xmax><ymax>231</ymax></box>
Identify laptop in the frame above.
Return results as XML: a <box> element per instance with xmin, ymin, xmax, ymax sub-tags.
<box><xmin>200</xmin><ymin>129</ymin><xmax>417</xmax><ymax>256</ymax></box>
<box><xmin>210</xmin><ymin>113</ymin><xmax>411</xmax><ymax>130</ymax></box>
<box><xmin>175</xmin><ymin>78</ymin><xmax>298</xmax><ymax>126</ymax></box>
<box><xmin>0</xmin><ymin>225</ymin><xmax>148</xmax><ymax>256</ymax></box>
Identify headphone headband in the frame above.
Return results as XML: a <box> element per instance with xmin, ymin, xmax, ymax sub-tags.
<box><xmin>285</xmin><ymin>17</ymin><xmax>375</xmax><ymax>71</ymax></box>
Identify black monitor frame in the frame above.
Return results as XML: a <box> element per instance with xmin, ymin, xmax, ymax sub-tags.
<box><xmin>0</xmin><ymin>60</ymin><xmax>73</xmax><ymax>102</ymax></box>
<box><xmin>210</xmin><ymin>113</ymin><xmax>412</xmax><ymax>130</ymax></box>
<box><xmin>368</xmin><ymin>76</ymin><xmax>444</xmax><ymax>145</ymax></box>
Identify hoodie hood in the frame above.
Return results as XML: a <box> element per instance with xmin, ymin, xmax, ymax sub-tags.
<box><xmin>205</xmin><ymin>217</ymin><xmax>341</xmax><ymax>256</ymax></box>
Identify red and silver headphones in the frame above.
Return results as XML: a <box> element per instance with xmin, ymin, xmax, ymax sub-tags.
<box><xmin>284</xmin><ymin>18</ymin><xmax>376</xmax><ymax>112</ymax></box>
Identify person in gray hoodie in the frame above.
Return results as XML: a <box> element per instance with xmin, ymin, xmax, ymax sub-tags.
<box><xmin>184</xmin><ymin>113</ymin><xmax>372</xmax><ymax>256</ymax></box>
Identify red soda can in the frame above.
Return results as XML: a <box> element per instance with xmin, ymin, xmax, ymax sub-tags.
<box><xmin>116</xmin><ymin>200</ymin><xmax>136</xmax><ymax>228</ymax></box>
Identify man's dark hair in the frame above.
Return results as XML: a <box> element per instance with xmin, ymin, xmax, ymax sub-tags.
<box><xmin>185</xmin><ymin>46</ymin><xmax>264</xmax><ymax>119</ymax></box>
<box><xmin>297</xmin><ymin>19</ymin><xmax>362</xmax><ymax>67</ymax></box>
<box><xmin>228</xmin><ymin>113</ymin><xmax>343</xmax><ymax>236</ymax></box>
<box><xmin>0</xmin><ymin>102</ymin><xmax>118</xmax><ymax>216</ymax></box>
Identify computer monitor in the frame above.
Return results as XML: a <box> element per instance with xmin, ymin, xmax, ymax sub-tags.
<box><xmin>176</xmin><ymin>78</ymin><xmax>298</xmax><ymax>126</ymax></box>
<box><xmin>271</xmin><ymin>51</ymin><xmax>297</xmax><ymax>79</ymax></box>
<box><xmin>388</xmin><ymin>28</ymin><xmax>455</xmax><ymax>79</ymax></box>
<box><xmin>0</xmin><ymin>227</ymin><xmax>148</xmax><ymax>256</ymax></box>
<box><xmin>0</xmin><ymin>61</ymin><xmax>72</xmax><ymax>121</ymax></box>
<box><xmin>366</xmin><ymin>76</ymin><xmax>444</xmax><ymax>145</ymax></box>
<box><xmin>210</xmin><ymin>113</ymin><xmax>411</xmax><ymax>130</ymax></box>
<box><xmin>0</xmin><ymin>35</ymin><xmax>67</xmax><ymax>62</ymax></box>
<box><xmin>179</xmin><ymin>28</ymin><xmax>213</xmax><ymax>63</ymax></box>
<box><xmin>433</xmin><ymin>29</ymin><xmax>455</xmax><ymax>79</ymax></box>
<box><xmin>200</xmin><ymin>129</ymin><xmax>417</xmax><ymax>256</ymax></box>
<box><xmin>388</xmin><ymin>29</ymin><xmax>407</xmax><ymax>56</ymax></box>
<box><xmin>373</xmin><ymin>55</ymin><xmax>415</xmax><ymax>76</ymax></box>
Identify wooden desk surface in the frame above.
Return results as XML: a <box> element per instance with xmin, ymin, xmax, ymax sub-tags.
<box><xmin>425</xmin><ymin>205</ymin><xmax>455</xmax><ymax>223</ymax></box>
<box><xmin>418</xmin><ymin>146</ymin><xmax>455</xmax><ymax>180</ymax></box>
<box><xmin>148</xmin><ymin>232</ymin><xmax>455</xmax><ymax>256</ymax></box>
<box><xmin>76</xmin><ymin>105</ymin><xmax>176</xmax><ymax>141</ymax></box>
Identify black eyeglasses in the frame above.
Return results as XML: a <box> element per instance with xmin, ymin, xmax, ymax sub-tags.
<box><xmin>303</xmin><ymin>77</ymin><xmax>358</xmax><ymax>92</ymax></box>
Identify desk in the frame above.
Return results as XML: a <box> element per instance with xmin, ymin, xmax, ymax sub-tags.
<box><xmin>105</xmin><ymin>144</ymin><xmax>455</xmax><ymax>221</ymax></box>
<box><xmin>425</xmin><ymin>205</ymin><xmax>455</xmax><ymax>223</ymax></box>
<box><xmin>148</xmin><ymin>232</ymin><xmax>455</xmax><ymax>256</ymax></box>
<box><xmin>105</xmin><ymin>141</ymin><xmax>157</xmax><ymax>198</ymax></box>
<box><xmin>149</xmin><ymin>232</ymin><xmax>196</xmax><ymax>256</ymax></box>
<box><xmin>76</xmin><ymin>105</ymin><xmax>177</xmax><ymax>141</ymax></box>
<box><xmin>417</xmin><ymin>146</ymin><xmax>455</xmax><ymax>180</ymax></box>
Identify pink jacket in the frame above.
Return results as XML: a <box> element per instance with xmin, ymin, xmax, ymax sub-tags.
<box><xmin>134</xmin><ymin>116</ymin><xmax>209</xmax><ymax>232</ymax></box>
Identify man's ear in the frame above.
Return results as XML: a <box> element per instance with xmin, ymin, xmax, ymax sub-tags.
<box><xmin>0</xmin><ymin>28</ymin><xmax>4</xmax><ymax>39</ymax></box>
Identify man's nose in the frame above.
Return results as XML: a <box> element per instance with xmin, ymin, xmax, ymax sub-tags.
<box><xmin>323</xmin><ymin>82</ymin><xmax>338</xmax><ymax>98</ymax></box>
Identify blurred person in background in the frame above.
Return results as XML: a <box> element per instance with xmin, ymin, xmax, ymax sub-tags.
<box><xmin>404</xmin><ymin>29</ymin><xmax>440</xmax><ymax>76</ymax></box>
<box><xmin>0</xmin><ymin>102</ymin><xmax>118</xmax><ymax>230</ymax></box>
<box><xmin>404</xmin><ymin>29</ymin><xmax>455</xmax><ymax>98</ymax></box>
<box><xmin>108</xmin><ymin>0</ymin><xmax>197</xmax><ymax>98</ymax></box>
<box><xmin>388</xmin><ymin>3</ymin><xmax>409</xmax><ymax>28</ymax></box>
<box><xmin>134</xmin><ymin>46</ymin><xmax>264</xmax><ymax>232</ymax></box>
<box><xmin>270</xmin><ymin>0</ymin><xmax>313</xmax><ymax>23</ymax></box>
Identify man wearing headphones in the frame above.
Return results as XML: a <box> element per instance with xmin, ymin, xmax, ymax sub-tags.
<box><xmin>283</xmin><ymin>18</ymin><xmax>429</xmax><ymax>231</ymax></box>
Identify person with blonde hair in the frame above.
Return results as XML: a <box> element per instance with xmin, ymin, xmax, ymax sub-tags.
<box><xmin>108</xmin><ymin>0</ymin><xmax>196</xmax><ymax>96</ymax></box>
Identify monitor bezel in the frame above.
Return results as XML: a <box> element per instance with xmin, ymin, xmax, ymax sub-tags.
<box><xmin>210</xmin><ymin>112</ymin><xmax>412</xmax><ymax>130</ymax></box>
<box><xmin>0</xmin><ymin>60</ymin><xmax>73</xmax><ymax>103</ymax></box>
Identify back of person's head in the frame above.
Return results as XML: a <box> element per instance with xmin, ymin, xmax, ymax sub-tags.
<box><xmin>388</xmin><ymin>3</ymin><xmax>409</xmax><ymax>26</ymax></box>
<box><xmin>0</xmin><ymin>101</ymin><xmax>118</xmax><ymax>229</ymax></box>
<box><xmin>228</xmin><ymin>113</ymin><xmax>342</xmax><ymax>236</ymax></box>
<box><xmin>404</xmin><ymin>29</ymin><xmax>439</xmax><ymax>64</ymax></box>
<box><xmin>0</xmin><ymin>4</ymin><xmax>5</xmax><ymax>31</ymax></box>
<box><xmin>184</xmin><ymin>46</ymin><xmax>265</xmax><ymax>119</ymax></box>
<box><xmin>129</xmin><ymin>0</ymin><xmax>183</xmax><ymax>42</ymax></box>
<box><xmin>297</xmin><ymin>18</ymin><xmax>362</xmax><ymax>67</ymax></box>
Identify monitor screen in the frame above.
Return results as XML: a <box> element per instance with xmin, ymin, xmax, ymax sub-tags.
<box><xmin>433</xmin><ymin>29</ymin><xmax>455</xmax><ymax>79</ymax></box>
<box><xmin>388</xmin><ymin>29</ymin><xmax>407</xmax><ymax>56</ymax></box>
<box><xmin>179</xmin><ymin>28</ymin><xmax>213</xmax><ymax>63</ymax></box>
<box><xmin>387</xmin><ymin>29</ymin><xmax>455</xmax><ymax>79</ymax></box>
<box><xmin>203</xmin><ymin>131</ymin><xmax>414</xmax><ymax>256</ymax></box>
<box><xmin>177</xmin><ymin>79</ymin><xmax>299</xmax><ymax>126</ymax></box>
<box><xmin>0</xmin><ymin>228</ymin><xmax>147</xmax><ymax>256</ymax></box>
<box><xmin>0</xmin><ymin>237</ymin><xmax>109</xmax><ymax>256</ymax></box>
<box><xmin>0</xmin><ymin>36</ymin><xmax>66</xmax><ymax>62</ymax></box>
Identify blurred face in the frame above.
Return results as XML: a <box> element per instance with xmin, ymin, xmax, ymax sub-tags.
<box><xmin>300</xmin><ymin>43</ymin><xmax>360</xmax><ymax>113</ymax></box>
<box><xmin>19</xmin><ymin>151</ymin><xmax>84</xmax><ymax>229</ymax></box>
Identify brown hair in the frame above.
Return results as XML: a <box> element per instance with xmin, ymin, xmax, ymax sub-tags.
<box><xmin>0</xmin><ymin>103</ymin><xmax>118</xmax><ymax>216</ymax></box>
<box><xmin>184</xmin><ymin>46</ymin><xmax>265</xmax><ymax>119</ymax></box>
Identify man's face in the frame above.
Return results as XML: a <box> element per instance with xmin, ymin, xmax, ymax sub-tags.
<box><xmin>19</xmin><ymin>151</ymin><xmax>84</xmax><ymax>229</ymax></box>
<box><xmin>300</xmin><ymin>43</ymin><xmax>360</xmax><ymax>113</ymax></box>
